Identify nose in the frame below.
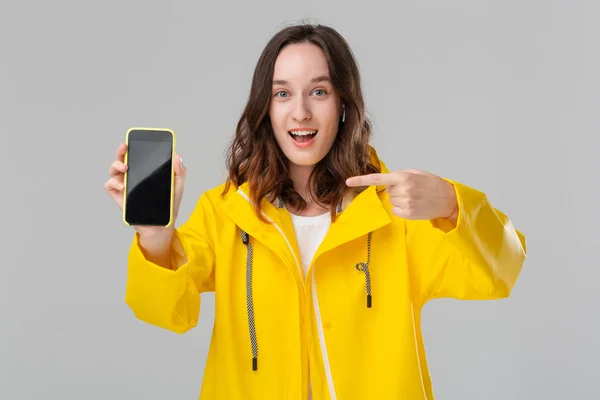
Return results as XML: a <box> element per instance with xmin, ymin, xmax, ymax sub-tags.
<box><xmin>292</xmin><ymin>97</ymin><xmax>311</xmax><ymax>121</ymax></box>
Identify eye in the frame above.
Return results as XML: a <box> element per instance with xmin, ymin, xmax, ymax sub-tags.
<box><xmin>312</xmin><ymin>89</ymin><xmax>328</xmax><ymax>96</ymax></box>
<box><xmin>274</xmin><ymin>90</ymin><xmax>289</xmax><ymax>98</ymax></box>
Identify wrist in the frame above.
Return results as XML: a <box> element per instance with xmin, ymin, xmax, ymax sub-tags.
<box><xmin>442</xmin><ymin>182</ymin><xmax>458</xmax><ymax>221</ymax></box>
<box><xmin>445</xmin><ymin>202</ymin><xmax>458</xmax><ymax>220</ymax></box>
<box><xmin>137</xmin><ymin>225</ymin><xmax>175</xmax><ymax>242</ymax></box>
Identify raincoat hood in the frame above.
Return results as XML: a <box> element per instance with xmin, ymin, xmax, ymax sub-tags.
<box><xmin>233</xmin><ymin>145</ymin><xmax>390</xmax><ymax>214</ymax></box>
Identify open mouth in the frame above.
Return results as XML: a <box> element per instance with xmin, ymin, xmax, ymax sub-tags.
<box><xmin>288</xmin><ymin>129</ymin><xmax>318</xmax><ymax>143</ymax></box>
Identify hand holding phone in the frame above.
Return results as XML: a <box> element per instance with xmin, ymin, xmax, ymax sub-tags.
<box><xmin>104</xmin><ymin>128</ymin><xmax>186</xmax><ymax>233</ymax></box>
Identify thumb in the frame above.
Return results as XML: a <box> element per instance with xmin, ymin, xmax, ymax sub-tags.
<box><xmin>174</xmin><ymin>154</ymin><xmax>186</xmax><ymax>179</ymax></box>
<box><xmin>403</xmin><ymin>168</ymin><xmax>429</xmax><ymax>175</ymax></box>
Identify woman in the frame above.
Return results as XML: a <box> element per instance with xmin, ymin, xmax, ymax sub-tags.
<box><xmin>105</xmin><ymin>23</ymin><xmax>526</xmax><ymax>400</ymax></box>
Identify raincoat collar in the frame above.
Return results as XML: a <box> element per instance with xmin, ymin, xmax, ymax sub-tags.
<box><xmin>220</xmin><ymin>146</ymin><xmax>392</xmax><ymax>268</ymax></box>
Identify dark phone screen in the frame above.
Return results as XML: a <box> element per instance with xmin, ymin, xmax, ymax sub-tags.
<box><xmin>124</xmin><ymin>129</ymin><xmax>173</xmax><ymax>226</ymax></box>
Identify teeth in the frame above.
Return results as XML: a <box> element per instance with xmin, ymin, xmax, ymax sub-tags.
<box><xmin>290</xmin><ymin>130</ymin><xmax>317</xmax><ymax>136</ymax></box>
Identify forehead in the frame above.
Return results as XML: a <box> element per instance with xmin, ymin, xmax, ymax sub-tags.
<box><xmin>273</xmin><ymin>42</ymin><xmax>330</xmax><ymax>82</ymax></box>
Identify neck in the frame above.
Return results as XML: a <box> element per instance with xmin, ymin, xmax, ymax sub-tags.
<box><xmin>287</xmin><ymin>164</ymin><xmax>328</xmax><ymax>216</ymax></box>
<box><xmin>288</xmin><ymin>164</ymin><xmax>313</xmax><ymax>199</ymax></box>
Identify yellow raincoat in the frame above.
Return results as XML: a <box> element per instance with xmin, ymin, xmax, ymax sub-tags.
<box><xmin>125</xmin><ymin>147</ymin><xmax>526</xmax><ymax>400</ymax></box>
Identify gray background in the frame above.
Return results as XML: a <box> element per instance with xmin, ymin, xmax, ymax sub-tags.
<box><xmin>1</xmin><ymin>0</ymin><xmax>598</xmax><ymax>399</ymax></box>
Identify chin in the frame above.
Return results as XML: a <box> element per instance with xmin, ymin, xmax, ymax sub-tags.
<box><xmin>284</xmin><ymin>151</ymin><xmax>325</xmax><ymax>167</ymax></box>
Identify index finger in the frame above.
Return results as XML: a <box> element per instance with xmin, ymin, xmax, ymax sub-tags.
<box><xmin>116</xmin><ymin>143</ymin><xmax>127</xmax><ymax>163</ymax></box>
<box><xmin>346</xmin><ymin>173</ymin><xmax>397</xmax><ymax>187</ymax></box>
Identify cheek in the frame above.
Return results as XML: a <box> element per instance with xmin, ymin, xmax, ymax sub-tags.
<box><xmin>316</xmin><ymin>105</ymin><xmax>340</xmax><ymax>136</ymax></box>
<box><xmin>269</xmin><ymin>105</ymin><xmax>288</xmax><ymax>134</ymax></box>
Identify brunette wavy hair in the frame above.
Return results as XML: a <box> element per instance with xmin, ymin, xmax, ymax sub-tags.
<box><xmin>223</xmin><ymin>23</ymin><xmax>380</xmax><ymax>221</ymax></box>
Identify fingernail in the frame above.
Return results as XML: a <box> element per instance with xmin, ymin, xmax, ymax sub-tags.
<box><xmin>180</xmin><ymin>157</ymin><xmax>184</xmax><ymax>168</ymax></box>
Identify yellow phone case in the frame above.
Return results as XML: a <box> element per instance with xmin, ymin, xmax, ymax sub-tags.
<box><xmin>122</xmin><ymin>127</ymin><xmax>176</xmax><ymax>228</ymax></box>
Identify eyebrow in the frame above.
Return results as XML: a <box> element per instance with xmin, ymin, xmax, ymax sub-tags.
<box><xmin>272</xmin><ymin>75</ymin><xmax>331</xmax><ymax>85</ymax></box>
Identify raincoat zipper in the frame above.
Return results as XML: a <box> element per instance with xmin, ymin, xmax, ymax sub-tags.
<box><xmin>237</xmin><ymin>189</ymin><xmax>337</xmax><ymax>399</ymax></box>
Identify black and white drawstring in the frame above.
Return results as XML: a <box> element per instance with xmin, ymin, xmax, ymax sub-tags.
<box><xmin>355</xmin><ymin>231</ymin><xmax>373</xmax><ymax>308</ymax></box>
<box><xmin>240</xmin><ymin>230</ymin><xmax>258</xmax><ymax>371</ymax></box>
<box><xmin>239</xmin><ymin>196</ymin><xmax>373</xmax><ymax>371</ymax></box>
<box><xmin>335</xmin><ymin>197</ymin><xmax>373</xmax><ymax>308</ymax></box>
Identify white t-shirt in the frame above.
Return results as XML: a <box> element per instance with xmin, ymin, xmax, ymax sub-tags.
<box><xmin>289</xmin><ymin>211</ymin><xmax>331</xmax><ymax>399</ymax></box>
<box><xmin>290</xmin><ymin>212</ymin><xmax>331</xmax><ymax>277</ymax></box>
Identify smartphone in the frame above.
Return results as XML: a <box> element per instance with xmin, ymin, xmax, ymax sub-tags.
<box><xmin>122</xmin><ymin>127</ymin><xmax>176</xmax><ymax>227</ymax></box>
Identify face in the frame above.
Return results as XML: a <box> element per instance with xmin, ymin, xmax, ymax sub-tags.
<box><xmin>269</xmin><ymin>42</ymin><xmax>342</xmax><ymax>170</ymax></box>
